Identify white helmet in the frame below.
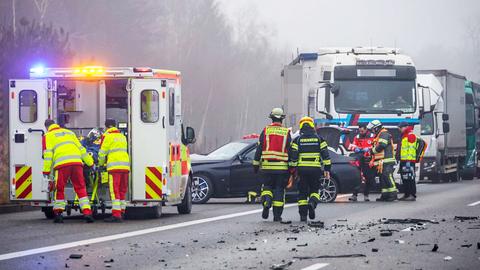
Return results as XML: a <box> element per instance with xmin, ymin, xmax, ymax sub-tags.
<box><xmin>87</xmin><ymin>128</ymin><xmax>102</xmax><ymax>142</ymax></box>
<box><xmin>269</xmin><ymin>107</ymin><xmax>285</xmax><ymax>120</ymax></box>
<box><xmin>367</xmin><ymin>119</ymin><xmax>382</xmax><ymax>132</ymax></box>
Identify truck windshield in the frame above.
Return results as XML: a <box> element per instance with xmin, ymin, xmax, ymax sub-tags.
<box><xmin>421</xmin><ymin>112</ymin><xmax>434</xmax><ymax>135</ymax></box>
<box><xmin>333</xmin><ymin>80</ymin><xmax>415</xmax><ymax>114</ymax></box>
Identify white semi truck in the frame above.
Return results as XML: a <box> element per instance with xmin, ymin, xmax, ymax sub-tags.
<box><xmin>9</xmin><ymin>66</ymin><xmax>195</xmax><ymax>218</ymax></box>
<box><xmin>418</xmin><ymin>70</ymin><xmax>478</xmax><ymax>182</ymax></box>
<box><xmin>281</xmin><ymin>47</ymin><xmax>432</xmax><ymax>148</ymax></box>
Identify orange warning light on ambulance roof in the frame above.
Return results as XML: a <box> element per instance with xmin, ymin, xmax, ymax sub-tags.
<box><xmin>73</xmin><ymin>66</ymin><xmax>104</xmax><ymax>75</ymax></box>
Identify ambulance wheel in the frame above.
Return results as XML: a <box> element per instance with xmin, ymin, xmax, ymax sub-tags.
<box><xmin>178</xmin><ymin>178</ymin><xmax>193</xmax><ymax>214</ymax></box>
<box><xmin>42</xmin><ymin>207</ymin><xmax>55</xmax><ymax>219</ymax></box>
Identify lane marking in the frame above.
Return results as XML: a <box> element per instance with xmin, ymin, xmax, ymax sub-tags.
<box><xmin>301</xmin><ymin>263</ymin><xmax>330</xmax><ymax>270</ymax></box>
<box><xmin>0</xmin><ymin>204</ymin><xmax>296</xmax><ymax>261</ymax></box>
<box><xmin>468</xmin><ymin>200</ymin><xmax>480</xmax><ymax>206</ymax></box>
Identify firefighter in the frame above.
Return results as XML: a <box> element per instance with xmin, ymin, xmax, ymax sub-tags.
<box><xmin>367</xmin><ymin>120</ymin><xmax>398</xmax><ymax>202</ymax></box>
<box><xmin>42</xmin><ymin>119</ymin><xmax>95</xmax><ymax>223</ymax></box>
<box><xmin>253</xmin><ymin>108</ymin><xmax>293</xmax><ymax>222</ymax></box>
<box><xmin>348</xmin><ymin>122</ymin><xmax>376</xmax><ymax>202</ymax></box>
<box><xmin>290</xmin><ymin>117</ymin><xmax>331</xmax><ymax>222</ymax></box>
<box><xmin>98</xmin><ymin>119</ymin><xmax>130</xmax><ymax>222</ymax></box>
<box><xmin>396</xmin><ymin>121</ymin><xmax>426</xmax><ymax>201</ymax></box>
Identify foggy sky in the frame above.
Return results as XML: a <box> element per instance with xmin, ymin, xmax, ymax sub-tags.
<box><xmin>218</xmin><ymin>0</ymin><xmax>480</xmax><ymax>81</ymax></box>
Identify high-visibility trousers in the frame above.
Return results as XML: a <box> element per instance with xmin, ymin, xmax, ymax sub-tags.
<box><xmin>109</xmin><ymin>172</ymin><xmax>129</xmax><ymax>218</ymax></box>
<box><xmin>53</xmin><ymin>165</ymin><xmax>92</xmax><ymax>216</ymax></box>
<box><xmin>297</xmin><ymin>171</ymin><xmax>321</xmax><ymax>217</ymax></box>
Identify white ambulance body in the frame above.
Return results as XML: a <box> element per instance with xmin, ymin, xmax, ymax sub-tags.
<box><xmin>9</xmin><ymin>66</ymin><xmax>195</xmax><ymax>218</ymax></box>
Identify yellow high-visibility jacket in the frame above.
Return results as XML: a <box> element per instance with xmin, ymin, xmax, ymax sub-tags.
<box><xmin>42</xmin><ymin>124</ymin><xmax>93</xmax><ymax>175</ymax></box>
<box><xmin>98</xmin><ymin>127</ymin><xmax>130</xmax><ymax>172</ymax></box>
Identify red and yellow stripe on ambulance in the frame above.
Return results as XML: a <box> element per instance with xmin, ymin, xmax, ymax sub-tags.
<box><xmin>145</xmin><ymin>166</ymin><xmax>163</xmax><ymax>200</ymax></box>
<box><xmin>15</xmin><ymin>166</ymin><xmax>33</xmax><ymax>199</ymax></box>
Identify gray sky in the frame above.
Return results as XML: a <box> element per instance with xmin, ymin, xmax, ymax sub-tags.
<box><xmin>218</xmin><ymin>0</ymin><xmax>480</xmax><ymax>81</ymax></box>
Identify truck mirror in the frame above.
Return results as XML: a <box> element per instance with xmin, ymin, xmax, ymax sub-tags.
<box><xmin>443</xmin><ymin>122</ymin><xmax>450</xmax><ymax>134</ymax></box>
<box><xmin>316</xmin><ymin>87</ymin><xmax>327</xmax><ymax>113</ymax></box>
<box><xmin>421</xmin><ymin>87</ymin><xmax>432</xmax><ymax>113</ymax></box>
<box><xmin>330</xmin><ymin>84</ymin><xmax>340</xmax><ymax>95</ymax></box>
<box><xmin>442</xmin><ymin>114</ymin><xmax>449</xmax><ymax>121</ymax></box>
<box><xmin>186</xmin><ymin>127</ymin><xmax>196</xmax><ymax>144</ymax></box>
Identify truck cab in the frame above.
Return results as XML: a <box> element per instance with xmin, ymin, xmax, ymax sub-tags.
<box><xmin>9</xmin><ymin>66</ymin><xmax>195</xmax><ymax>218</ymax></box>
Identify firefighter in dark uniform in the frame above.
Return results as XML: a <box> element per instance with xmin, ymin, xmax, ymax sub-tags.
<box><xmin>367</xmin><ymin>120</ymin><xmax>398</xmax><ymax>201</ymax></box>
<box><xmin>290</xmin><ymin>117</ymin><xmax>331</xmax><ymax>222</ymax></box>
<box><xmin>253</xmin><ymin>108</ymin><xmax>293</xmax><ymax>222</ymax></box>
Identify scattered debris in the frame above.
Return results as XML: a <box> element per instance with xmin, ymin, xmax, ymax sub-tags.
<box><xmin>372</xmin><ymin>248</ymin><xmax>379</xmax><ymax>252</ymax></box>
<box><xmin>193</xmin><ymin>240</ymin><xmax>198</xmax><ymax>243</ymax></box>
<box><xmin>294</xmin><ymin>254</ymin><xmax>366</xmax><ymax>260</ymax></box>
<box><xmin>286</xmin><ymin>237</ymin><xmax>297</xmax><ymax>241</ymax></box>
<box><xmin>367</xmin><ymin>238</ymin><xmax>376</xmax><ymax>242</ymax></box>
<box><xmin>244</xmin><ymin>247</ymin><xmax>257</xmax><ymax>251</ymax></box>
<box><xmin>69</xmin><ymin>254</ymin><xmax>83</xmax><ymax>259</ymax></box>
<box><xmin>217</xmin><ymin>240</ymin><xmax>225</xmax><ymax>244</ymax></box>
<box><xmin>382</xmin><ymin>218</ymin><xmax>439</xmax><ymax>224</ymax></box>
<box><xmin>443</xmin><ymin>256</ymin><xmax>452</xmax><ymax>261</ymax></box>
<box><xmin>337</xmin><ymin>219</ymin><xmax>348</xmax><ymax>222</ymax></box>
<box><xmin>270</xmin><ymin>260</ymin><xmax>294</xmax><ymax>270</ymax></box>
<box><xmin>280</xmin><ymin>220</ymin><xmax>292</xmax><ymax>225</ymax></box>
<box><xmin>105</xmin><ymin>264</ymin><xmax>112</xmax><ymax>268</ymax></box>
<box><xmin>104</xmin><ymin>259</ymin><xmax>114</xmax><ymax>263</ymax></box>
<box><xmin>296</xmin><ymin>243</ymin><xmax>308</xmax><ymax>247</ymax></box>
<box><xmin>308</xmin><ymin>221</ymin><xmax>324</xmax><ymax>228</ymax></box>
<box><xmin>454</xmin><ymin>216</ymin><xmax>478</xmax><ymax>221</ymax></box>
<box><xmin>395</xmin><ymin>239</ymin><xmax>405</xmax><ymax>244</ymax></box>
<box><xmin>65</xmin><ymin>263</ymin><xmax>69</xmax><ymax>268</ymax></box>
<box><xmin>461</xmin><ymin>244</ymin><xmax>472</xmax><ymax>248</ymax></box>
<box><xmin>83</xmin><ymin>264</ymin><xmax>90</xmax><ymax>267</ymax></box>
<box><xmin>432</xmin><ymin>244</ymin><xmax>439</xmax><ymax>252</ymax></box>
<box><xmin>380</xmin><ymin>231</ymin><xmax>393</xmax><ymax>237</ymax></box>
<box><xmin>477</xmin><ymin>242</ymin><xmax>480</xmax><ymax>250</ymax></box>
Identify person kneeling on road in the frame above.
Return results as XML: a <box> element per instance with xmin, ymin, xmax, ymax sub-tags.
<box><xmin>290</xmin><ymin>117</ymin><xmax>331</xmax><ymax>222</ymax></box>
<box><xmin>99</xmin><ymin>118</ymin><xmax>131</xmax><ymax>223</ymax></box>
<box><xmin>253</xmin><ymin>108</ymin><xmax>293</xmax><ymax>222</ymax></box>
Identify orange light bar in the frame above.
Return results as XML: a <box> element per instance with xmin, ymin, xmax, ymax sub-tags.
<box><xmin>73</xmin><ymin>66</ymin><xmax>104</xmax><ymax>75</ymax></box>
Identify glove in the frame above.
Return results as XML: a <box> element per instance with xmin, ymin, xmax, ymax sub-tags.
<box><xmin>253</xmin><ymin>165</ymin><xmax>259</xmax><ymax>174</ymax></box>
<box><xmin>354</xmin><ymin>147</ymin><xmax>361</xmax><ymax>153</ymax></box>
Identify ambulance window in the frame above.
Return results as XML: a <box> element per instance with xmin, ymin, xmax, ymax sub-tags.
<box><xmin>141</xmin><ymin>90</ymin><xmax>159</xmax><ymax>123</ymax></box>
<box><xmin>169</xmin><ymin>88</ymin><xmax>175</xmax><ymax>125</ymax></box>
<box><xmin>19</xmin><ymin>90</ymin><xmax>38</xmax><ymax>123</ymax></box>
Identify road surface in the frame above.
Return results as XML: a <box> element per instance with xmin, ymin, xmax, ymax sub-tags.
<box><xmin>0</xmin><ymin>180</ymin><xmax>479</xmax><ymax>270</ymax></box>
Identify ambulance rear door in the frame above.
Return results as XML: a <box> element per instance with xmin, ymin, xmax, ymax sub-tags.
<box><xmin>9</xmin><ymin>79</ymin><xmax>49</xmax><ymax>201</ymax></box>
<box><xmin>129</xmin><ymin>78</ymin><xmax>167</xmax><ymax>201</ymax></box>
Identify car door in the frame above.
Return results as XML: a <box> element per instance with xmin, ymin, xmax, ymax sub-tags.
<box><xmin>229</xmin><ymin>146</ymin><xmax>260</xmax><ymax>194</ymax></box>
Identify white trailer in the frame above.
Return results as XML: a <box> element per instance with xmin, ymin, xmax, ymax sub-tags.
<box><xmin>417</xmin><ymin>70</ymin><xmax>467</xmax><ymax>182</ymax></box>
<box><xmin>9</xmin><ymin>66</ymin><xmax>196</xmax><ymax>218</ymax></box>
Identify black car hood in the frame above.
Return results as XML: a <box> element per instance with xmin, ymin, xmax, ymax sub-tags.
<box><xmin>190</xmin><ymin>154</ymin><xmax>228</xmax><ymax>165</ymax></box>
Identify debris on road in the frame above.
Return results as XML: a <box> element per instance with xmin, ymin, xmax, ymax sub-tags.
<box><xmin>286</xmin><ymin>237</ymin><xmax>297</xmax><ymax>241</ymax></box>
<box><xmin>461</xmin><ymin>244</ymin><xmax>472</xmax><ymax>248</ymax></box>
<box><xmin>432</xmin><ymin>244</ymin><xmax>439</xmax><ymax>252</ymax></box>
<box><xmin>372</xmin><ymin>248</ymin><xmax>379</xmax><ymax>252</ymax></box>
<box><xmin>294</xmin><ymin>254</ymin><xmax>366</xmax><ymax>260</ymax></box>
<box><xmin>477</xmin><ymin>242</ymin><xmax>480</xmax><ymax>249</ymax></box>
<box><xmin>337</xmin><ymin>219</ymin><xmax>348</xmax><ymax>222</ymax></box>
<box><xmin>244</xmin><ymin>247</ymin><xmax>257</xmax><ymax>251</ymax></box>
<box><xmin>296</xmin><ymin>243</ymin><xmax>308</xmax><ymax>247</ymax></box>
<box><xmin>69</xmin><ymin>254</ymin><xmax>83</xmax><ymax>259</ymax></box>
<box><xmin>368</xmin><ymin>238</ymin><xmax>376</xmax><ymax>242</ymax></box>
<box><xmin>308</xmin><ymin>221</ymin><xmax>324</xmax><ymax>228</ymax></box>
<box><xmin>280</xmin><ymin>220</ymin><xmax>292</xmax><ymax>225</ymax></box>
<box><xmin>380</xmin><ymin>231</ymin><xmax>393</xmax><ymax>237</ymax></box>
<box><xmin>382</xmin><ymin>218</ymin><xmax>439</xmax><ymax>224</ymax></box>
<box><xmin>444</xmin><ymin>256</ymin><xmax>452</xmax><ymax>261</ymax></box>
<box><xmin>217</xmin><ymin>240</ymin><xmax>226</xmax><ymax>244</ymax></box>
<box><xmin>395</xmin><ymin>239</ymin><xmax>405</xmax><ymax>244</ymax></box>
<box><xmin>104</xmin><ymin>259</ymin><xmax>114</xmax><ymax>263</ymax></box>
<box><xmin>270</xmin><ymin>260</ymin><xmax>294</xmax><ymax>270</ymax></box>
<box><xmin>454</xmin><ymin>216</ymin><xmax>478</xmax><ymax>221</ymax></box>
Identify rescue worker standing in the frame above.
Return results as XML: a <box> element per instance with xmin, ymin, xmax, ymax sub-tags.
<box><xmin>253</xmin><ymin>108</ymin><xmax>293</xmax><ymax>222</ymax></box>
<box><xmin>99</xmin><ymin>119</ymin><xmax>130</xmax><ymax>222</ymax></box>
<box><xmin>348</xmin><ymin>122</ymin><xmax>376</xmax><ymax>202</ymax></box>
<box><xmin>42</xmin><ymin>119</ymin><xmax>95</xmax><ymax>223</ymax></box>
<box><xmin>367</xmin><ymin>120</ymin><xmax>398</xmax><ymax>201</ymax></box>
<box><xmin>396</xmin><ymin>121</ymin><xmax>426</xmax><ymax>201</ymax></box>
<box><xmin>290</xmin><ymin>117</ymin><xmax>331</xmax><ymax>222</ymax></box>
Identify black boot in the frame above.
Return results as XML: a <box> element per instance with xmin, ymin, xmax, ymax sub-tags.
<box><xmin>262</xmin><ymin>206</ymin><xmax>270</xmax><ymax>219</ymax></box>
<box><xmin>376</xmin><ymin>194</ymin><xmax>387</xmax><ymax>201</ymax></box>
<box><xmin>84</xmin><ymin>215</ymin><xmax>94</xmax><ymax>223</ymax></box>
<box><xmin>104</xmin><ymin>216</ymin><xmax>122</xmax><ymax>223</ymax></box>
<box><xmin>308</xmin><ymin>202</ymin><xmax>316</xmax><ymax>220</ymax></box>
<box><xmin>385</xmin><ymin>192</ymin><xmax>398</xmax><ymax>202</ymax></box>
<box><xmin>300</xmin><ymin>216</ymin><xmax>307</xmax><ymax>222</ymax></box>
<box><xmin>53</xmin><ymin>214</ymin><xmax>64</xmax><ymax>224</ymax></box>
<box><xmin>273</xmin><ymin>207</ymin><xmax>283</xmax><ymax>222</ymax></box>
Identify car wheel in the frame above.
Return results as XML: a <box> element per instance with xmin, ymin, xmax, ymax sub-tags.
<box><xmin>319</xmin><ymin>177</ymin><xmax>338</xmax><ymax>203</ymax></box>
<box><xmin>192</xmin><ymin>174</ymin><xmax>213</xmax><ymax>204</ymax></box>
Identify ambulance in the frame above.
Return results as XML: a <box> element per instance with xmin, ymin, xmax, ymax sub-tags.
<box><xmin>9</xmin><ymin>66</ymin><xmax>196</xmax><ymax>218</ymax></box>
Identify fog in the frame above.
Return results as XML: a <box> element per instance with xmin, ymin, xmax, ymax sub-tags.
<box><xmin>1</xmin><ymin>0</ymin><xmax>479</xmax><ymax>153</ymax></box>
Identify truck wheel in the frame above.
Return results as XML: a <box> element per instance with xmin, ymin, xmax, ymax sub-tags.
<box><xmin>42</xmin><ymin>207</ymin><xmax>55</xmax><ymax>219</ymax></box>
<box><xmin>461</xmin><ymin>168</ymin><xmax>475</xmax><ymax>180</ymax></box>
<box><xmin>177</xmin><ymin>178</ymin><xmax>193</xmax><ymax>214</ymax></box>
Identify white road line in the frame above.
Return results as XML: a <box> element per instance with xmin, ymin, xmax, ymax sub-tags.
<box><xmin>468</xmin><ymin>200</ymin><xmax>480</xmax><ymax>206</ymax></box>
<box><xmin>301</xmin><ymin>263</ymin><xmax>330</xmax><ymax>270</ymax></box>
<box><xmin>0</xmin><ymin>204</ymin><xmax>296</xmax><ymax>261</ymax></box>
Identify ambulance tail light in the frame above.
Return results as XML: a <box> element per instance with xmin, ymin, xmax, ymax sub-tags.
<box><xmin>134</xmin><ymin>67</ymin><xmax>152</xmax><ymax>73</ymax></box>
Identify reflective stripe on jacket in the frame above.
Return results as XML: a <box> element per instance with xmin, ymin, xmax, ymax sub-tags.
<box><xmin>42</xmin><ymin>124</ymin><xmax>93</xmax><ymax>174</ymax></box>
<box><xmin>98</xmin><ymin>127</ymin><xmax>130</xmax><ymax>172</ymax></box>
<box><xmin>289</xmin><ymin>126</ymin><xmax>331</xmax><ymax>172</ymax></box>
<box><xmin>253</xmin><ymin>123</ymin><xmax>292</xmax><ymax>172</ymax></box>
<box><xmin>372</xmin><ymin>129</ymin><xmax>396</xmax><ymax>165</ymax></box>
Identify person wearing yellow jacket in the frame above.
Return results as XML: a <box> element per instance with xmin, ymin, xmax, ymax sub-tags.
<box><xmin>42</xmin><ymin>119</ymin><xmax>94</xmax><ymax>223</ymax></box>
<box><xmin>98</xmin><ymin>119</ymin><xmax>130</xmax><ymax>223</ymax></box>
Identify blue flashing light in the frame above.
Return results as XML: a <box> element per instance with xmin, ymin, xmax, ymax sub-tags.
<box><xmin>30</xmin><ymin>65</ymin><xmax>45</xmax><ymax>75</ymax></box>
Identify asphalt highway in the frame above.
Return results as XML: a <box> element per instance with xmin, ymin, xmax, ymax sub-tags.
<box><xmin>0</xmin><ymin>180</ymin><xmax>479</xmax><ymax>270</ymax></box>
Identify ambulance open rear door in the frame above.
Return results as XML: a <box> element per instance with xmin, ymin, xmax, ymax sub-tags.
<box><xmin>129</xmin><ymin>78</ymin><xmax>167</xmax><ymax>202</ymax></box>
<box><xmin>9</xmin><ymin>79</ymin><xmax>49</xmax><ymax>201</ymax></box>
